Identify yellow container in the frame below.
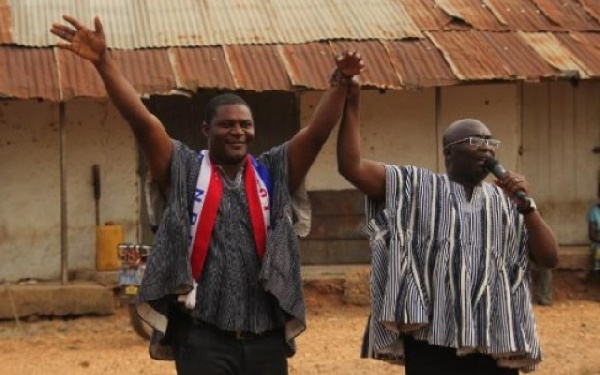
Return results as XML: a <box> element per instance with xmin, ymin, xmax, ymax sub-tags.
<box><xmin>96</xmin><ymin>224</ymin><xmax>123</xmax><ymax>271</ymax></box>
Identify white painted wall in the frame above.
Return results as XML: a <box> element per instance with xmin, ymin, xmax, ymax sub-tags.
<box><xmin>2</xmin><ymin>80</ymin><xmax>599</xmax><ymax>281</ymax></box>
<box><xmin>0</xmin><ymin>99</ymin><xmax>138</xmax><ymax>282</ymax></box>
<box><xmin>304</xmin><ymin>83</ymin><xmax>521</xmax><ymax>191</ymax></box>
<box><xmin>0</xmin><ymin>100</ymin><xmax>61</xmax><ymax>282</ymax></box>
<box><xmin>64</xmin><ymin>100</ymin><xmax>138</xmax><ymax>270</ymax></box>
<box><xmin>522</xmin><ymin>81</ymin><xmax>600</xmax><ymax>244</ymax></box>
<box><xmin>304</xmin><ymin>88</ymin><xmax>438</xmax><ymax>190</ymax></box>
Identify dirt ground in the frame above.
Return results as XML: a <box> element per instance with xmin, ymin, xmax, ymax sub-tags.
<box><xmin>0</xmin><ymin>290</ymin><xmax>599</xmax><ymax>375</ymax></box>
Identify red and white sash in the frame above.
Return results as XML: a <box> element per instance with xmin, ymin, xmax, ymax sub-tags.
<box><xmin>179</xmin><ymin>150</ymin><xmax>270</xmax><ymax>309</ymax></box>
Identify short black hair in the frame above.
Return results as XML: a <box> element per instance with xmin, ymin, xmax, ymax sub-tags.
<box><xmin>204</xmin><ymin>93</ymin><xmax>250</xmax><ymax>123</ymax></box>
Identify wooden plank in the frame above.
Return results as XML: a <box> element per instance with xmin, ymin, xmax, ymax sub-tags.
<box><xmin>308</xmin><ymin>190</ymin><xmax>365</xmax><ymax>215</ymax></box>
<box><xmin>299</xmin><ymin>239</ymin><xmax>370</xmax><ymax>264</ymax></box>
<box><xmin>308</xmin><ymin>214</ymin><xmax>366</xmax><ymax>240</ymax></box>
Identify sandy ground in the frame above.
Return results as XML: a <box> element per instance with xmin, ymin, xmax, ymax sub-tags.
<box><xmin>0</xmin><ymin>292</ymin><xmax>599</xmax><ymax>375</ymax></box>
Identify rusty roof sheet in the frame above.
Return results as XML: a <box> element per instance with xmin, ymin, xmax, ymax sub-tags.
<box><xmin>0</xmin><ymin>0</ymin><xmax>11</xmax><ymax>44</ymax></box>
<box><xmin>278</xmin><ymin>42</ymin><xmax>336</xmax><ymax>91</ymax></box>
<box><xmin>426</xmin><ymin>30</ymin><xmax>556</xmax><ymax>81</ymax></box>
<box><xmin>580</xmin><ymin>0</ymin><xmax>600</xmax><ymax>22</ymax></box>
<box><xmin>385</xmin><ymin>39</ymin><xmax>458</xmax><ymax>88</ymax></box>
<box><xmin>433</xmin><ymin>0</ymin><xmax>507</xmax><ymax>30</ymax></box>
<box><xmin>519</xmin><ymin>32</ymin><xmax>589</xmax><ymax>78</ymax></box>
<box><xmin>112</xmin><ymin>49</ymin><xmax>175</xmax><ymax>95</ymax></box>
<box><xmin>56</xmin><ymin>48</ymin><xmax>105</xmax><ymax>100</ymax></box>
<box><xmin>396</xmin><ymin>0</ymin><xmax>461</xmax><ymax>31</ymax></box>
<box><xmin>554</xmin><ymin>33</ymin><xmax>600</xmax><ymax>77</ymax></box>
<box><xmin>530</xmin><ymin>0</ymin><xmax>600</xmax><ymax>31</ymax></box>
<box><xmin>331</xmin><ymin>40</ymin><xmax>402</xmax><ymax>90</ymax></box>
<box><xmin>171</xmin><ymin>47</ymin><xmax>235</xmax><ymax>91</ymax></box>
<box><xmin>0</xmin><ymin>47</ymin><xmax>58</xmax><ymax>100</ymax></box>
<box><xmin>482</xmin><ymin>0</ymin><xmax>559</xmax><ymax>31</ymax></box>
<box><xmin>426</xmin><ymin>31</ymin><xmax>512</xmax><ymax>80</ymax></box>
<box><xmin>3</xmin><ymin>1</ymin><xmax>600</xmax><ymax>100</ymax></box>
<box><xmin>11</xmin><ymin>0</ymin><xmax>422</xmax><ymax>48</ymax></box>
<box><xmin>482</xmin><ymin>31</ymin><xmax>556</xmax><ymax>79</ymax></box>
<box><xmin>225</xmin><ymin>45</ymin><xmax>292</xmax><ymax>91</ymax></box>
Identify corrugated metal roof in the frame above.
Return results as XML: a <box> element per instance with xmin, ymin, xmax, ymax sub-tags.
<box><xmin>0</xmin><ymin>0</ymin><xmax>12</xmax><ymax>44</ymax></box>
<box><xmin>385</xmin><ymin>39</ymin><xmax>458</xmax><ymax>88</ymax></box>
<box><xmin>397</xmin><ymin>0</ymin><xmax>464</xmax><ymax>31</ymax></box>
<box><xmin>2</xmin><ymin>0</ymin><xmax>600</xmax><ymax>100</ymax></box>
<box><xmin>482</xmin><ymin>0</ymin><xmax>559</xmax><ymax>31</ymax></box>
<box><xmin>278</xmin><ymin>42</ymin><xmax>335</xmax><ymax>90</ymax></box>
<box><xmin>331</xmin><ymin>40</ymin><xmax>402</xmax><ymax>90</ymax></box>
<box><xmin>11</xmin><ymin>0</ymin><xmax>422</xmax><ymax>48</ymax></box>
<box><xmin>426</xmin><ymin>30</ymin><xmax>556</xmax><ymax>81</ymax></box>
<box><xmin>530</xmin><ymin>0</ymin><xmax>600</xmax><ymax>31</ymax></box>
<box><xmin>56</xmin><ymin>48</ymin><xmax>105</xmax><ymax>100</ymax></box>
<box><xmin>481</xmin><ymin>31</ymin><xmax>556</xmax><ymax>79</ymax></box>
<box><xmin>555</xmin><ymin>33</ymin><xmax>600</xmax><ymax>77</ymax></box>
<box><xmin>171</xmin><ymin>47</ymin><xmax>235</xmax><ymax>91</ymax></box>
<box><xmin>426</xmin><ymin>31</ymin><xmax>512</xmax><ymax>80</ymax></box>
<box><xmin>225</xmin><ymin>45</ymin><xmax>291</xmax><ymax>91</ymax></box>
<box><xmin>434</xmin><ymin>0</ymin><xmax>507</xmax><ymax>30</ymax></box>
<box><xmin>580</xmin><ymin>0</ymin><xmax>600</xmax><ymax>23</ymax></box>
<box><xmin>112</xmin><ymin>49</ymin><xmax>175</xmax><ymax>95</ymax></box>
<box><xmin>519</xmin><ymin>32</ymin><xmax>589</xmax><ymax>78</ymax></box>
<box><xmin>0</xmin><ymin>47</ymin><xmax>58</xmax><ymax>100</ymax></box>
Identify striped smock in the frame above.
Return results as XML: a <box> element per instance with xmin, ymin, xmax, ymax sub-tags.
<box><xmin>362</xmin><ymin>165</ymin><xmax>540</xmax><ymax>372</ymax></box>
<box><xmin>137</xmin><ymin>140</ymin><xmax>308</xmax><ymax>360</ymax></box>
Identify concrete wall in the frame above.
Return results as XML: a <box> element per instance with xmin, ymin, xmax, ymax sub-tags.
<box><xmin>302</xmin><ymin>81</ymin><xmax>600</xmax><ymax>263</ymax></box>
<box><xmin>304</xmin><ymin>83</ymin><xmax>522</xmax><ymax>191</ymax></box>
<box><xmin>304</xmin><ymin>88</ymin><xmax>438</xmax><ymax>191</ymax></box>
<box><xmin>0</xmin><ymin>101</ymin><xmax>62</xmax><ymax>282</ymax></box>
<box><xmin>522</xmin><ymin>80</ymin><xmax>600</xmax><ymax>244</ymax></box>
<box><xmin>2</xmin><ymin>80</ymin><xmax>599</xmax><ymax>280</ymax></box>
<box><xmin>0</xmin><ymin>99</ymin><xmax>137</xmax><ymax>282</ymax></box>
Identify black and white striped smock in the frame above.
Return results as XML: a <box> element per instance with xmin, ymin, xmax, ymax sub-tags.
<box><xmin>362</xmin><ymin>165</ymin><xmax>540</xmax><ymax>372</ymax></box>
<box><xmin>137</xmin><ymin>140</ymin><xmax>307</xmax><ymax>360</ymax></box>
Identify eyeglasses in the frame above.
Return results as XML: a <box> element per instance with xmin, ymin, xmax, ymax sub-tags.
<box><xmin>444</xmin><ymin>136</ymin><xmax>501</xmax><ymax>150</ymax></box>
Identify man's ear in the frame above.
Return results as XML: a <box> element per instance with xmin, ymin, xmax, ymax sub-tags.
<box><xmin>201</xmin><ymin>121</ymin><xmax>210</xmax><ymax>137</ymax></box>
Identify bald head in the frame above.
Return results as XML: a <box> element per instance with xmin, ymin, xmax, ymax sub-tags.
<box><xmin>443</xmin><ymin>119</ymin><xmax>491</xmax><ymax>148</ymax></box>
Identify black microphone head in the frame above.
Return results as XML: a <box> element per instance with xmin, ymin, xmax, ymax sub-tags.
<box><xmin>484</xmin><ymin>157</ymin><xmax>498</xmax><ymax>172</ymax></box>
<box><xmin>485</xmin><ymin>157</ymin><xmax>509</xmax><ymax>179</ymax></box>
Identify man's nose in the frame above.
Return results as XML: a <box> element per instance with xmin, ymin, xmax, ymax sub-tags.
<box><xmin>230</xmin><ymin>123</ymin><xmax>244</xmax><ymax>134</ymax></box>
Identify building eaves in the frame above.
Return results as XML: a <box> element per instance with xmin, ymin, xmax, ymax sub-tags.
<box><xmin>225</xmin><ymin>45</ymin><xmax>291</xmax><ymax>91</ymax></box>
<box><xmin>3</xmin><ymin>0</ymin><xmax>600</xmax><ymax>100</ymax></box>
<box><xmin>385</xmin><ymin>39</ymin><xmax>458</xmax><ymax>88</ymax></box>
<box><xmin>330</xmin><ymin>40</ymin><xmax>402</xmax><ymax>90</ymax></box>
<box><xmin>519</xmin><ymin>32</ymin><xmax>590</xmax><ymax>78</ymax></box>
<box><xmin>426</xmin><ymin>31</ymin><xmax>513</xmax><ymax>81</ymax></box>
<box><xmin>171</xmin><ymin>47</ymin><xmax>235</xmax><ymax>91</ymax></box>
<box><xmin>555</xmin><ymin>33</ymin><xmax>600</xmax><ymax>77</ymax></box>
<box><xmin>278</xmin><ymin>42</ymin><xmax>336</xmax><ymax>91</ymax></box>
<box><xmin>0</xmin><ymin>47</ymin><xmax>58</xmax><ymax>100</ymax></box>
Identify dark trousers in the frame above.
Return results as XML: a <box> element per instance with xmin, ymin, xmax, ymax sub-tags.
<box><xmin>173</xmin><ymin>321</ymin><xmax>288</xmax><ymax>375</ymax></box>
<box><xmin>404</xmin><ymin>336</ymin><xmax>518</xmax><ymax>375</ymax></box>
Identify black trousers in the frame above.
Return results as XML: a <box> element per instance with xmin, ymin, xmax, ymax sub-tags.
<box><xmin>173</xmin><ymin>321</ymin><xmax>288</xmax><ymax>375</ymax></box>
<box><xmin>404</xmin><ymin>336</ymin><xmax>519</xmax><ymax>375</ymax></box>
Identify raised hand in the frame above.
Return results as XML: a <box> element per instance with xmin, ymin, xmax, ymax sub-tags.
<box><xmin>50</xmin><ymin>15</ymin><xmax>106</xmax><ymax>63</ymax></box>
<box><xmin>335</xmin><ymin>51</ymin><xmax>365</xmax><ymax>77</ymax></box>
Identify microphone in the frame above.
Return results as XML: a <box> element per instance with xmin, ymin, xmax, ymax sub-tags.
<box><xmin>484</xmin><ymin>158</ymin><xmax>527</xmax><ymax>201</ymax></box>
